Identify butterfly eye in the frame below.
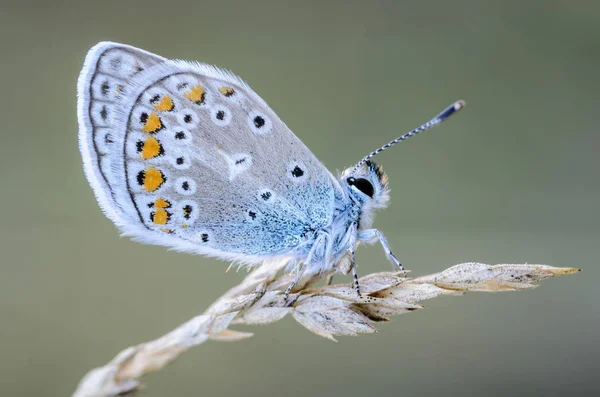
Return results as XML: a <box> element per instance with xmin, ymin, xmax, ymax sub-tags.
<box><xmin>347</xmin><ymin>177</ymin><xmax>374</xmax><ymax>198</ymax></box>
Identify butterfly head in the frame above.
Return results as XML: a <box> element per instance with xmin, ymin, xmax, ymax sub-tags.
<box><xmin>341</xmin><ymin>160</ymin><xmax>390</xmax><ymax>226</ymax></box>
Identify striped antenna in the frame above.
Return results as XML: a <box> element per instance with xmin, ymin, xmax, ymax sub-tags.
<box><xmin>351</xmin><ymin>100</ymin><xmax>465</xmax><ymax>172</ymax></box>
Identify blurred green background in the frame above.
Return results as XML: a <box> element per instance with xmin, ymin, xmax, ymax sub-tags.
<box><xmin>1</xmin><ymin>0</ymin><xmax>598</xmax><ymax>396</ymax></box>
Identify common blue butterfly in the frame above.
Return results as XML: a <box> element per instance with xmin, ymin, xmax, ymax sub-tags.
<box><xmin>77</xmin><ymin>42</ymin><xmax>464</xmax><ymax>299</ymax></box>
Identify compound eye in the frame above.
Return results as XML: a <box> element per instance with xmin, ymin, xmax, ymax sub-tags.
<box><xmin>347</xmin><ymin>177</ymin><xmax>374</xmax><ymax>198</ymax></box>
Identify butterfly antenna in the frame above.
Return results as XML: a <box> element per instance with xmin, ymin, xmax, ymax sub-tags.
<box><xmin>352</xmin><ymin>100</ymin><xmax>466</xmax><ymax>172</ymax></box>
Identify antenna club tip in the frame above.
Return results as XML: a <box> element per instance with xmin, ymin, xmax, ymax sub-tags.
<box><xmin>437</xmin><ymin>100</ymin><xmax>466</xmax><ymax>121</ymax></box>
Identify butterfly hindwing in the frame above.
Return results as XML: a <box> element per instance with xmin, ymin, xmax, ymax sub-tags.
<box><xmin>78</xmin><ymin>42</ymin><xmax>341</xmax><ymax>264</ymax></box>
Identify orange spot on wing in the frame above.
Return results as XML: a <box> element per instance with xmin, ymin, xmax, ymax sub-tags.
<box><xmin>141</xmin><ymin>136</ymin><xmax>162</xmax><ymax>159</ymax></box>
<box><xmin>153</xmin><ymin>208</ymin><xmax>168</xmax><ymax>224</ymax></box>
<box><xmin>184</xmin><ymin>85</ymin><xmax>205</xmax><ymax>104</ymax></box>
<box><xmin>142</xmin><ymin>112</ymin><xmax>163</xmax><ymax>133</ymax></box>
<box><xmin>154</xmin><ymin>198</ymin><xmax>171</xmax><ymax>209</ymax></box>
<box><xmin>143</xmin><ymin>167</ymin><xmax>165</xmax><ymax>192</ymax></box>
<box><xmin>154</xmin><ymin>96</ymin><xmax>174</xmax><ymax>112</ymax></box>
<box><xmin>219</xmin><ymin>87</ymin><xmax>235</xmax><ymax>97</ymax></box>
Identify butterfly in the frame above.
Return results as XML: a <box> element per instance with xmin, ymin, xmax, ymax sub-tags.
<box><xmin>77</xmin><ymin>42</ymin><xmax>464</xmax><ymax>299</ymax></box>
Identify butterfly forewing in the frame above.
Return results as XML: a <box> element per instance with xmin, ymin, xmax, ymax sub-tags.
<box><xmin>78</xmin><ymin>42</ymin><xmax>340</xmax><ymax>263</ymax></box>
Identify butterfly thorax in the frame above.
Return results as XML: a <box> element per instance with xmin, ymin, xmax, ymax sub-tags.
<box><xmin>292</xmin><ymin>198</ymin><xmax>359</xmax><ymax>273</ymax></box>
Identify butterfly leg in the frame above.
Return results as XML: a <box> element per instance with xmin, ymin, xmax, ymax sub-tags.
<box><xmin>345</xmin><ymin>222</ymin><xmax>361</xmax><ymax>296</ymax></box>
<box><xmin>283</xmin><ymin>264</ymin><xmax>306</xmax><ymax>305</ymax></box>
<box><xmin>349</xmin><ymin>246</ymin><xmax>361</xmax><ymax>296</ymax></box>
<box><xmin>325</xmin><ymin>273</ymin><xmax>334</xmax><ymax>286</ymax></box>
<box><xmin>357</xmin><ymin>229</ymin><xmax>405</xmax><ymax>272</ymax></box>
